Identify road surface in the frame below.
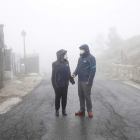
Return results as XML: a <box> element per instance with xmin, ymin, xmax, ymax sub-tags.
<box><xmin>0</xmin><ymin>74</ymin><xmax>140</xmax><ymax>140</ymax></box>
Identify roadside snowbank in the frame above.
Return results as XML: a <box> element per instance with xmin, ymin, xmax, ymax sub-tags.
<box><xmin>0</xmin><ymin>74</ymin><xmax>44</xmax><ymax>114</ymax></box>
<box><xmin>0</xmin><ymin>75</ymin><xmax>42</xmax><ymax>99</ymax></box>
<box><xmin>0</xmin><ymin>97</ymin><xmax>22</xmax><ymax>114</ymax></box>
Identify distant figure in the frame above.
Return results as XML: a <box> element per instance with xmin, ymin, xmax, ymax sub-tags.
<box><xmin>71</xmin><ymin>44</ymin><xmax>96</xmax><ymax>118</ymax></box>
<box><xmin>52</xmin><ymin>49</ymin><xmax>75</xmax><ymax>116</ymax></box>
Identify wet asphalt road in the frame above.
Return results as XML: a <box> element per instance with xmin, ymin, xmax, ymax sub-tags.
<box><xmin>0</xmin><ymin>74</ymin><xmax>140</xmax><ymax>140</ymax></box>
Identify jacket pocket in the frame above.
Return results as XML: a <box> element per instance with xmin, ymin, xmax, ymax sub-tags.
<box><xmin>86</xmin><ymin>69</ymin><xmax>90</xmax><ymax>77</ymax></box>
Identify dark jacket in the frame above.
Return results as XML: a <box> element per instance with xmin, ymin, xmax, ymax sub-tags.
<box><xmin>73</xmin><ymin>44</ymin><xmax>96</xmax><ymax>84</ymax></box>
<box><xmin>52</xmin><ymin>49</ymin><xmax>75</xmax><ymax>90</ymax></box>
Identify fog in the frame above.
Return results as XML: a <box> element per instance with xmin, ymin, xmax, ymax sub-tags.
<box><xmin>1</xmin><ymin>0</ymin><xmax>140</xmax><ymax>73</ymax></box>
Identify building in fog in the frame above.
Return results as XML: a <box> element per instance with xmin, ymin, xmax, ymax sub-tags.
<box><xmin>4</xmin><ymin>48</ymin><xmax>21</xmax><ymax>79</ymax></box>
<box><xmin>21</xmin><ymin>53</ymin><xmax>39</xmax><ymax>74</ymax></box>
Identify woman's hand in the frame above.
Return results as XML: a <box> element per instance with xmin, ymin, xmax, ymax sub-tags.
<box><xmin>71</xmin><ymin>80</ymin><xmax>75</xmax><ymax>85</ymax></box>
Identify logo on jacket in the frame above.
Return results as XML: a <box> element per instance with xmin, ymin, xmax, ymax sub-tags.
<box><xmin>83</xmin><ymin>61</ymin><xmax>86</xmax><ymax>62</ymax></box>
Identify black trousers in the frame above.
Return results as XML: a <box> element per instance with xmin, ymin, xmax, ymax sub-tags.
<box><xmin>55</xmin><ymin>86</ymin><xmax>68</xmax><ymax>111</ymax></box>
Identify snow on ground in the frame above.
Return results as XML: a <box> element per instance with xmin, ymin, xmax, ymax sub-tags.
<box><xmin>123</xmin><ymin>81</ymin><xmax>140</xmax><ymax>90</ymax></box>
<box><xmin>0</xmin><ymin>75</ymin><xmax>43</xmax><ymax>99</ymax></box>
<box><xmin>0</xmin><ymin>74</ymin><xmax>44</xmax><ymax>114</ymax></box>
<box><xmin>0</xmin><ymin>97</ymin><xmax>22</xmax><ymax>114</ymax></box>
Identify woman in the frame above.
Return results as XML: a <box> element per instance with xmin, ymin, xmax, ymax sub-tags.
<box><xmin>51</xmin><ymin>49</ymin><xmax>75</xmax><ymax>116</ymax></box>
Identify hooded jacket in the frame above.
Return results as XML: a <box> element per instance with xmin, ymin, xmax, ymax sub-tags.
<box><xmin>73</xmin><ymin>44</ymin><xmax>96</xmax><ymax>84</ymax></box>
<box><xmin>51</xmin><ymin>49</ymin><xmax>75</xmax><ymax>90</ymax></box>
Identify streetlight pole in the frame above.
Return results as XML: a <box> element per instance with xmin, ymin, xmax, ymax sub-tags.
<box><xmin>21</xmin><ymin>30</ymin><xmax>26</xmax><ymax>74</ymax></box>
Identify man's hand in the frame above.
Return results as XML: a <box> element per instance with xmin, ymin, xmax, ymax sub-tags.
<box><xmin>71</xmin><ymin>74</ymin><xmax>76</xmax><ymax>78</ymax></box>
<box><xmin>86</xmin><ymin>82</ymin><xmax>90</xmax><ymax>85</ymax></box>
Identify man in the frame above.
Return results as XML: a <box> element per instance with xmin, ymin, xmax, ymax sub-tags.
<box><xmin>71</xmin><ymin>44</ymin><xmax>96</xmax><ymax>118</ymax></box>
<box><xmin>52</xmin><ymin>49</ymin><xmax>75</xmax><ymax>116</ymax></box>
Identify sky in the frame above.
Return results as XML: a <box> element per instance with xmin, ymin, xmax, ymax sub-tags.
<box><xmin>0</xmin><ymin>0</ymin><xmax>140</xmax><ymax>72</ymax></box>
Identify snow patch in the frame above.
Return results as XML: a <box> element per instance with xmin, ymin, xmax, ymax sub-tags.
<box><xmin>0</xmin><ymin>97</ymin><xmax>22</xmax><ymax>114</ymax></box>
<box><xmin>14</xmin><ymin>80</ymin><xmax>22</xmax><ymax>84</ymax></box>
<box><xmin>124</xmin><ymin>81</ymin><xmax>140</xmax><ymax>90</ymax></box>
<box><xmin>28</xmin><ymin>73</ymin><xmax>38</xmax><ymax>76</ymax></box>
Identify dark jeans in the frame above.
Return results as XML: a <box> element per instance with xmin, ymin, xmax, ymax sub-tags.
<box><xmin>55</xmin><ymin>86</ymin><xmax>68</xmax><ymax>111</ymax></box>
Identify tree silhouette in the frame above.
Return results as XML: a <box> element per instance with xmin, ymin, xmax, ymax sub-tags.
<box><xmin>106</xmin><ymin>27</ymin><xmax>123</xmax><ymax>48</ymax></box>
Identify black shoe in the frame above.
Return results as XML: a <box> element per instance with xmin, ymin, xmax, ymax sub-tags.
<box><xmin>55</xmin><ymin>110</ymin><xmax>59</xmax><ymax>116</ymax></box>
<box><xmin>62</xmin><ymin>110</ymin><xmax>67</xmax><ymax>116</ymax></box>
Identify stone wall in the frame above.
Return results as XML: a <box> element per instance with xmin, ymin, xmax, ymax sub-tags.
<box><xmin>97</xmin><ymin>62</ymin><xmax>140</xmax><ymax>83</ymax></box>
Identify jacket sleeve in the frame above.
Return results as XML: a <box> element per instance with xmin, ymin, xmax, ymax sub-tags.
<box><xmin>73</xmin><ymin>57</ymin><xmax>80</xmax><ymax>76</ymax></box>
<box><xmin>67</xmin><ymin>61</ymin><xmax>75</xmax><ymax>84</ymax></box>
<box><xmin>87</xmin><ymin>57</ymin><xmax>96</xmax><ymax>84</ymax></box>
<box><xmin>51</xmin><ymin>62</ymin><xmax>58</xmax><ymax>90</ymax></box>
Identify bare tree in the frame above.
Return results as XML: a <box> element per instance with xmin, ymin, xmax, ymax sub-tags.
<box><xmin>106</xmin><ymin>27</ymin><xmax>123</xmax><ymax>48</ymax></box>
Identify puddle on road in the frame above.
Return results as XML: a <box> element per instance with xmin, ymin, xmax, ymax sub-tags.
<box><xmin>0</xmin><ymin>97</ymin><xmax>22</xmax><ymax>114</ymax></box>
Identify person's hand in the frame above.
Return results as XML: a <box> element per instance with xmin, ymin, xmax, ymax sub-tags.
<box><xmin>86</xmin><ymin>82</ymin><xmax>90</xmax><ymax>85</ymax></box>
<box><xmin>71</xmin><ymin>80</ymin><xmax>75</xmax><ymax>85</ymax></box>
<box><xmin>71</xmin><ymin>74</ymin><xmax>76</xmax><ymax>78</ymax></box>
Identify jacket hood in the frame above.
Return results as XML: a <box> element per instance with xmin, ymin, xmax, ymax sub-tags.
<box><xmin>79</xmin><ymin>44</ymin><xmax>90</xmax><ymax>57</ymax></box>
<box><xmin>56</xmin><ymin>49</ymin><xmax>67</xmax><ymax>61</ymax></box>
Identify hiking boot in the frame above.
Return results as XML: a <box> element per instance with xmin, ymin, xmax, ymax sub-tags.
<box><xmin>75</xmin><ymin>110</ymin><xmax>85</xmax><ymax>115</ymax></box>
<box><xmin>62</xmin><ymin>110</ymin><xmax>67</xmax><ymax>116</ymax></box>
<box><xmin>88</xmin><ymin>111</ymin><xmax>93</xmax><ymax>118</ymax></box>
<box><xmin>55</xmin><ymin>110</ymin><xmax>59</xmax><ymax>116</ymax></box>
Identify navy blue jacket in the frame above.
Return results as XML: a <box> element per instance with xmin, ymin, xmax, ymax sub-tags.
<box><xmin>73</xmin><ymin>45</ymin><xmax>96</xmax><ymax>84</ymax></box>
<box><xmin>52</xmin><ymin>49</ymin><xmax>75</xmax><ymax>90</ymax></box>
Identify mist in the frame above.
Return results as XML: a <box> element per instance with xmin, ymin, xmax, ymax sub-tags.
<box><xmin>1</xmin><ymin>0</ymin><xmax>140</xmax><ymax>139</ymax></box>
<box><xmin>0</xmin><ymin>0</ymin><xmax>140</xmax><ymax>73</ymax></box>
